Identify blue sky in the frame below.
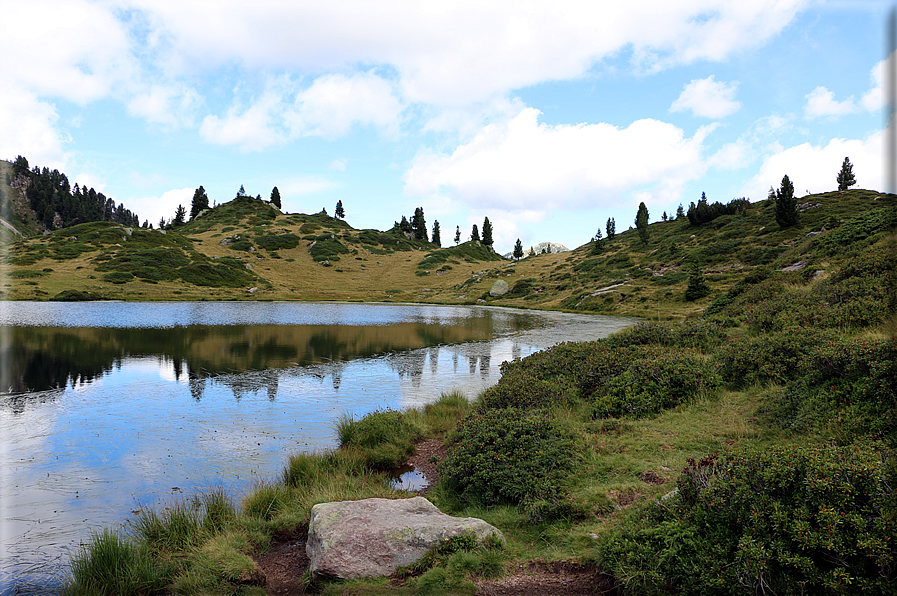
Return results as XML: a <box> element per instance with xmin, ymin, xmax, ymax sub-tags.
<box><xmin>2</xmin><ymin>1</ymin><xmax>893</xmax><ymax>253</ymax></box>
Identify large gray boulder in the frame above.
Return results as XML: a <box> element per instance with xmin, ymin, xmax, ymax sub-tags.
<box><xmin>306</xmin><ymin>497</ymin><xmax>504</xmax><ymax>580</ymax></box>
<box><xmin>489</xmin><ymin>279</ymin><xmax>510</xmax><ymax>296</ymax></box>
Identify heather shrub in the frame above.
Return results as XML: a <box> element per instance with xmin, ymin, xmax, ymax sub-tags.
<box><xmin>590</xmin><ymin>347</ymin><xmax>720</xmax><ymax>419</ymax></box>
<box><xmin>605</xmin><ymin>319</ymin><xmax>727</xmax><ymax>353</ymax></box>
<box><xmin>439</xmin><ymin>408</ymin><xmax>576</xmax><ymax>519</ymax></box>
<box><xmin>597</xmin><ymin>442</ymin><xmax>897</xmax><ymax>595</ymax></box>
<box><xmin>479</xmin><ymin>368</ymin><xmax>576</xmax><ymax>410</ymax></box>
<box><xmin>716</xmin><ymin>328</ymin><xmax>839</xmax><ymax>387</ymax></box>
<box><xmin>766</xmin><ymin>338</ymin><xmax>897</xmax><ymax>443</ymax></box>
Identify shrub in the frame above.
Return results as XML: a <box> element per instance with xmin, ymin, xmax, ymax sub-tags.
<box><xmin>597</xmin><ymin>442</ymin><xmax>897</xmax><ymax>595</ymax></box>
<box><xmin>309</xmin><ymin>236</ymin><xmax>349</xmax><ymax>262</ymax></box>
<box><xmin>590</xmin><ymin>347</ymin><xmax>720</xmax><ymax>419</ymax></box>
<box><xmin>716</xmin><ymin>328</ymin><xmax>839</xmax><ymax>388</ymax></box>
<box><xmin>765</xmin><ymin>338</ymin><xmax>897</xmax><ymax>442</ymax></box>
<box><xmin>254</xmin><ymin>233</ymin><xmax>300</xmax><ymax>250</ymax></box>
<box><xmin>439</xmin><ymin>408</ymin><xmax>576</xmax><ymax>515</ymax></box>
<box><xmin>101</xmin><ymin>271</ymin><xmax>134</xmax><ymax>284</ymax></box>
<box><xmin>479</xmin><ymin>368</ymin><xmax>576</xmax><ymax>410</ymax></box>
<box><xmin>606</xmin><ymin>320</ymin><xmax>726</xmax><ymax>353</ymax></box>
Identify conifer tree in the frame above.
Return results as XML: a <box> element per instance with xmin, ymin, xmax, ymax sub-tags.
<box><xmin>606</xmin><ymin>217</ymin><xmax>615</xmax><ymax>240</ymax></box>
<box><xmin>454</xmin><ymin>225</ymin><xmax>461</xmax><ymax>244</ymax></box>
<box><xmin>432</xmin><ymin>220</ymin><xmax>441</xmax><ymax>246</ymax></box>
<box><xmin>684</xmin><ymin>263</ymin><xmax>711</xmax><ymax>301</ymax></box>
<box><xmin>592</xmin><ymin>228</ymin><xmax>603</xmax><ymax>253</ymax></box>
<box><xmin>635</xmin><ymin>202</ymin><xmax>650</xmax><ymax>244</ymax></box>
<box><xmin>399</xmin><ymin>215</ymin><xmax>412</xmax><ymax>234</ymax></box>
<box><xmin>481</xmin><ymin>217</ymin><xmax>494</xmax><ymax>248</ymax></box>
<box><xmin>270</xmin><ymin>187</ymin><xmax>281</xmax><ymax>209</ymax></box>
<box><xmin>189</xmin><ymin>186</ymin><xmax>209</xmax><ymax>220</ymax></box>
<box><xmin>411</xmin><ymin>207</ymin><xmax>428</xmax><ymax>241</ymax></box>
<box><xmin>471</xmin><ymin>224</ymin><xmax>480</xmax><ymax>242</ymax></box>
<box><xmin>676</xmin><ymin>204</ymin><xmax>685</xmax><ymax>218</ymax></box>
<box><xmin>513</xmin><ymin>238</ymin><xmax>524</xmax><ymax>260</ymax></box>
<box><xmin>528</xmin><ymin>247</ymin><xmax>536</xmax><ymax>257</ymax></box>
<box><xmin>236</xmin><ymin>185</ymin><xmax>246</xmax><ymax>198</ymax></box>
<box><xmin>775</xmin><ymin>174</ymin><xmax>799</xmax><ymax>227</ymax></box>
<box><xmin>173</xmin><ymin>204</ymin><xmax>186</xmax><ymax>226</ymax></box>
<box><xmin>335</xmin><ymin>199</ymin><xmax>345</xmax><ymax>219</ymax></box>
<box><xmin>836</xmin><ymin>157</ymin><xmax>856</xmax><ymax>191</ymax></box>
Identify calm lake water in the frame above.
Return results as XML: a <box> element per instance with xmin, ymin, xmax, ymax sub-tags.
<box><xmin>0</xmin><ymin>301</ymin><xmax>635</xmax><ymax>594</ymax></box>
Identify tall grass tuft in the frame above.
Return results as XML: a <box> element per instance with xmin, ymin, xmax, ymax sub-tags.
<box><xmin>66</xmin><ymin>528</ymin><xmax>172</xmax><ymax>596</ymax></box>
<box><xmin>336</xmin><ymin>408</ymin><xmax>423</xmax><ymax>468</ymax></box>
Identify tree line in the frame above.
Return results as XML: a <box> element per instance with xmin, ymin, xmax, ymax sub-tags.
<box><xmin>10</xmin><ymin>155</ymin><xmax>141</xmax><ymax>230</ymax></box>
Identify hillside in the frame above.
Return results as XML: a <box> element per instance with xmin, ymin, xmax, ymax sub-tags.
<box><xmin>2</xmin><ymin>188</ymin><xmax>894</xmax><ymax>325</ymax></box>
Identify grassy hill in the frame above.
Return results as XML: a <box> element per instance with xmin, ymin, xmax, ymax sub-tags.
<box><xmin>2</xmin><ymin>189</ymin><xmax>894</xmax><ymax>324</ymax></box>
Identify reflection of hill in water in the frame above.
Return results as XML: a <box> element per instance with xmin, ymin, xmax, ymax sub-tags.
<box><xmin>2</xmin><ymin>322</ymin><xmax>495</xmax><ymax>394</ymax></box>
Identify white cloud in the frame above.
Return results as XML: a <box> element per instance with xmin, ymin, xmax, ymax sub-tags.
<box><xmin>804</xmin><ymin>86</ymin><xmax>856</xmax><ymax>119</ymax></box>
<box><xmin>0</xmin><ymin>0</ymin><xmax>134</xmax><ymax>103</ymax></box>
<box><xmin>328</xmin><ymin>159</ymin><xmax>347</xmax><ymax>171</ymax></box>
<box><xmin>0</xmin><ymin>87</ymin><xmax>68</xmax><ymax>169</ymax></box>
<box><xmin>199</xmin><ymin>88</ymin><xmax>287</xmax><ymax>151</ymax></box>
<box><xmin>861</xmin><ymin>52</ymin><xmax>894</xmax><ymax>112</ymax></box>
<box><xmin>126</xmin><ymin>187</ymin><xmax>195</xmax><ymax>227</ymax></box>
<box><xmin>403</xmin><ymin>107</ymin><xmax>713</xmax><ymax>221</ymax></box>
<box><xmin>287</xmin><ymin>72</ymin><xmax>403</xmax><ymax>138</ymax></box>
<box><xmin>740</xmin><ymin>133</ymin><xmax>882</xmax><ymax>200</ymax></box>
<box><xmin>123</xmin><ymin>0</ymin><xmax>809</xmax><ymax>105</ymax></box>
<box><xmin>670</xmin><ymin>76</ymin><xmax>741</xmax><ymax>118</ymax></box>
<box><xmin>127</xmin><ymin>83</ymin><xmax>202</xmax><ymax>128</ymax></box>
<box><xmin>199</xmin><ymin>72</ymin><xmax>403</xmax><ymax>150</ymax></box>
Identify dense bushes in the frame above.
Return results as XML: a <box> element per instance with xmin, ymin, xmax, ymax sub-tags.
<box><xmin>587</xmin><ymin>346</ymin><xmax>720</xmax><ymax>419</ymax></box>
<box><xmin>597</xmin><ymin>442</ymin><xmax>897</xmax><ymax>595</ymax></box>
<box><xmin>439</xmin><ymin>408</ymin><xmax>576</xmax><ymax>520</ymax></box>
<box><xmin>716</xmin><ymin>328</ymin><xmax>839</xmax><ymax>387</ymax></box>
<box><xmin>765</xmin><ymin>338</ymin><xmax>897</xmax><ymax>442</ymax></box>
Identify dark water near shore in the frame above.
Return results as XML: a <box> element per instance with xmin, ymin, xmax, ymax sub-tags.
<box><xmin>0</xmin><ymin>301</ymin><xmax>635</xmax><ymax>594</ymax></box>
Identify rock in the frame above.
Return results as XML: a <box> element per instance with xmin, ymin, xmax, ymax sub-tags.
<box><xmin>489</xmin><ymin>279</ymin><xmax>509</xmax><ymax>296</ymax></box>
<box><xmin>307</xmin><ymin>497</ymin><xmax>504</xmax><ymax>580</ymax></box>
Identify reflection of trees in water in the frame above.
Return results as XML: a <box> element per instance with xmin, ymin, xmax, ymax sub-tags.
<box><xmin>3</xmin><ymin>321</ymin><xmax>495</xmax><ymax>397</ymax></box>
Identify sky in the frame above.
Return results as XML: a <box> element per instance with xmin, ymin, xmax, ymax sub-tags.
<box><xmin>2</xmin><ymin>0</ymin><xmax>894</xmax><ymax>254</ymax></box>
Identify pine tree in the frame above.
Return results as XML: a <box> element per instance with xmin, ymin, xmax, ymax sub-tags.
<box><xmin>775</xmin><ymin>174</ymin><xmax>799</xmax><ymax>227</ymax></box>
<box><xmin>684</xmin><ymin>263</ymin><xmax>711</xmax><ymax>301</ymax></box>
<box><xmin>236</xmin><ymin>185</ymin><xmax>246</xmax><ymax>198</ymax></box>
<box><xmin>481</xmin><ymin>217</ymin><xmax>493</xmax><ymax>248</ymax></box>
<box><xmin>189</xmin><ymin>186</ymin><xmax>209</xmax><ymax>220</ymax></box>
<box><xmin>528</xmin><ymin>247</ymin><xmax>536</xmax><ymax>257</ymax></box>
<box><xmin>270</xmin><ymin>187</ymin><xmax>281</xmax><ymax>209</ymax></box>
<box><xmin>513</xmin><ymin>238</ymin><xmax>524</xmax><ymax>260</ymax></box>
<box><xmin>606</xmin><ymin>217</ymin><xmax>615</xmax><ymax>241</ymax></box>
<box><xmin>592</xmin><ymin>228</ymin><xmax>603</xmax><ymax>253</ymax></box>
<box><xmin>662</xmin><ymin>211</ymin><xmax>668</xmax><ymax>221</ymax></box>
<box><xmin>454</xmin><ymin>225</ymin><xmax>461</xmax><ymax>244</ymax></box>
<box><xmin>399</xmin><ymin>216</ymin><xmax>412</xmax><ymax>235</ymax></box>
<box><xmin>836</xmin><ymin>157</ymin><xmax>856</xmax><ymax>191</ymax></box>
<box><xmin>432</xmin><ymin>220</ymin><xmax>441</xmax><ymax>246</ymax></box>
<box><xmin>173</xmin><ymin>204</ymin><xmax>186</xmax><ymax>226</ymax></box>
<box><xmin>635</xmin><ymin>202</ymin><xmax>650</xmax><ymax>244</ymax></box>
<box><xmin>676</xmin><ymin>204</ymin><xmax>685</xmax><ymax>219</ymax></box>
<box><xmin>335</xmin><ymin>199</ymin><xmax>345</xmax><ymax>219</ymax></box>
<box><xmin>411</xmin><ymin>207</ymin><xmax>428</xmax><ymax>241</ymax></box>
<box><xmin>471</xmin><ymin>224</ymin><xmax>480</xmax><ymax>242</ymax></box>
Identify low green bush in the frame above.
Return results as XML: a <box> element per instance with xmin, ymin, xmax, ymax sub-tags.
<box><xmin>716</xmin><ymin>328</ymin><xmax>839</xmax><ymax>388</ymax></box>
<box><xmin>439</xmin><ymin>408</ymin><xmax>576</xmax><ymax>518</ymax></box>
<box><xmin>597</xmin><ymin>442</ymin><xmax>897</xmax><ymax>595</ymax></box>
<box><xmin>101</xmin><ymin>271</ymin><xmax>134</xmax><ymax>284</ymax></box>
<box><xmin>309</xmin><ymin>236</ymin><xmax>349</xmax><ymax>262</ymax></box>
<box><xmin>765</xmin><ymin>338</ymin><xmax>897</xmax><ymax>442</ymax></box>
<box><xmin>589</xmin><ymin>347</ymin><xmax>720</xmax><ymax>419</ymax></box>
<box><xmin>605</xmin><ymin>320</ymin><xmax>726</xmax><ymax>353</ymax></box>
<box><xmin>254</xmin><ymin>233</ymin><xmax>300</xmax><ymax>250</ymax></box>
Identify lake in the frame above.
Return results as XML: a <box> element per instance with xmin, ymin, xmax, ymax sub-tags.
<box><xmin>0</xmin><ymin>301</ymin><xmax>635</xmax><ymax>594</ymax></box>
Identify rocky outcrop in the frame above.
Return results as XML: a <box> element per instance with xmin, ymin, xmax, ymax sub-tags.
<box><xmin>489</xmin><ymin>279</ymin><xmax>509</xmax><ymax>296</ymax></box>
<box><xmin>306</xmin><ymin>497</ymin><xmax>504</xmax><ymax>580</ymax></box>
